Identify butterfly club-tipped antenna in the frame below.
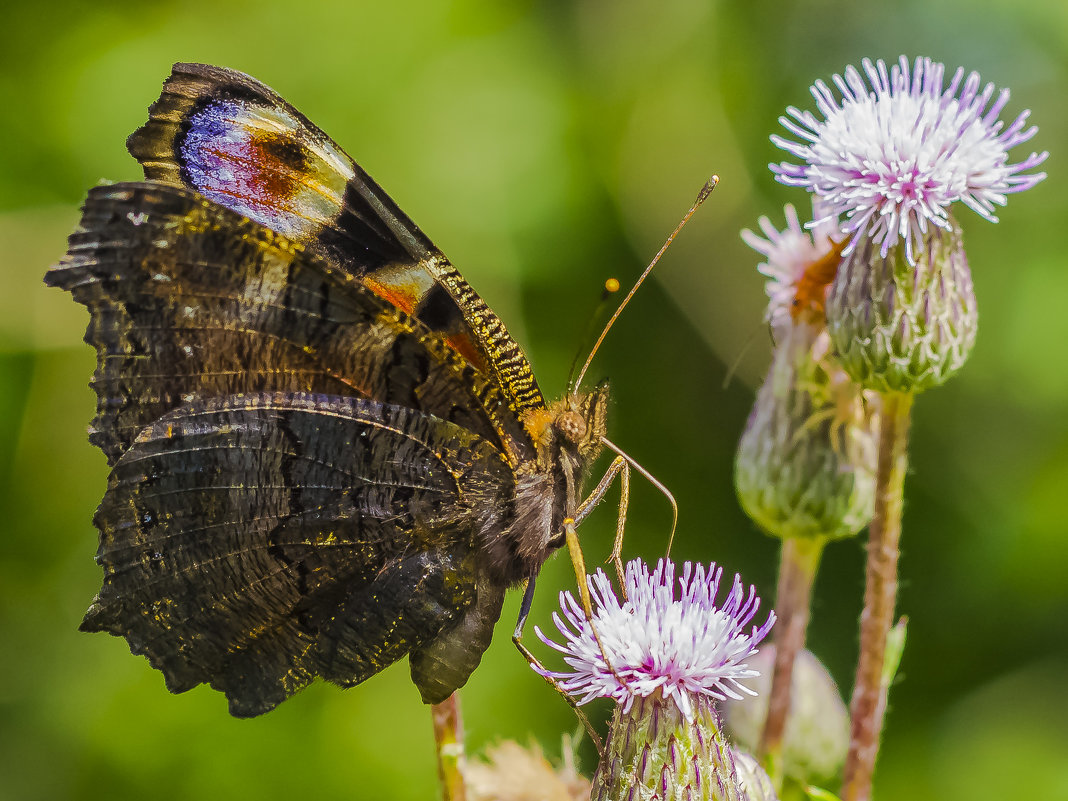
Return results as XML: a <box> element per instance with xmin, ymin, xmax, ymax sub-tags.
<box><xmin>571</xmin><ymin>174</ymin><xmax>719</xmax><ymax>395</ymax></box>
<box><xmin>573</xmin><ymin>174</ymin><xmax>717</xmax><ymax>560</ymax></box>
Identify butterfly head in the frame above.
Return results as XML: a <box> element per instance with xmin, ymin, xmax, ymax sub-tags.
<box><xmin>521</xmin><ymin>379</ymin><xmax>609</xmax><ymax>470</ymax></box>
<box><xmin>562</xmin><ymin>377</ymin><xmax>610</xmax><ymax>464</ymax></box>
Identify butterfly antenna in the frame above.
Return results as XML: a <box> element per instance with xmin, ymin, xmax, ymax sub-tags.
<box><xmin>566</xmin><ymin>278</ymin><xmax>621</xmax><ymax>394</ymax></box>
<box><xmin>573</xmin><ymin>174</ymin><xmax>719</xmax><ymax>393</ymax></box>
<box><xmin>600</xmin><ymin>436</ymin><xmax>679</xmax><ymax>556</ymax></box>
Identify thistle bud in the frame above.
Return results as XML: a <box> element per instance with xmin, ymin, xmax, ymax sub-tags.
<box><xmin>596</xmin><ymin>692</ymin><xmax>762</xmax><ymax>801</ymax></box>
<box><xmin>733</xmin><ymin>751</ymin><xmax>778</xmax><ymax>801</ymax></box>
<box><xmin>723</xmin><ymin>647</ymin><xmax>849</xmax><ymax>786</ymax></box>
<box><xmin>735</xmin><ymin>323</ymin><xmax>877</xmax><ymax>542</ymax></box>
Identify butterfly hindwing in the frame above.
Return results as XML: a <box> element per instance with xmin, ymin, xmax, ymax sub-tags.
<box><xmin>45</xmin><ymin>181</ymin><xmax>514</xmax><ymax>465</ymax></box>
<box><xmin>127</xmin><ymin>63</ymin><xmax>547</xmax><ymax>443</ymax></box>
<box><xmin>81</xmin><ymin>392</ymin><xmax>511</xmax><ymax>715</ymax></box>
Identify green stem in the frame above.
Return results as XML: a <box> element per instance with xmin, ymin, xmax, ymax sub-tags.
<box><xmin>840</xmin><ymin>391</ymin><xmax>913</xmax><ymax>801</ymax></box>
<box><xmin>432</xmin><ymin>692</ymin><xmax>467</xmax><ymax>801</ymax></box>
<box><xmin>759</xmin><ymin>535</ymin><xmax>825</xmax><ymax>788</ymax></box>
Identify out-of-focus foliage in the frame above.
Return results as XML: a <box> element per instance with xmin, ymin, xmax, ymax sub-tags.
<box><xmin>2</xmin><ymin>2</ymin><xmax>1065</xmax><ymax>800</ymax></box>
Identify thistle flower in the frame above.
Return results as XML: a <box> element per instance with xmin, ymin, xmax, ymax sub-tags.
<box><xmin>736</xmin><ymin>206</ymin><xmax>878</xmax><ymax>541</ymax></box>
<box><xmin>537</xmin><ymin>560</ymin><xmax>775</xmax><ymax>719</ymax></box>
<box><xmin>772</xmin><ymin>56</ymin><xmax>1046</xmax><ymax>264</ymax></box>
<box><xmin>771</xmin><ymin>57</ymin><xmax>1045</xmax><ymax>393</ymax></box>
<box><xmin>536</xmin><ymin>559</ymin><xmax>776</xmax><ymax>801</ymax></box>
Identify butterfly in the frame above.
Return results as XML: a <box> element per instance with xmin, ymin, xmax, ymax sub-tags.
<box><xmin>46</xmin><ymin>63</ymin><xmax>623</xmax><ymax>717</ymax></box>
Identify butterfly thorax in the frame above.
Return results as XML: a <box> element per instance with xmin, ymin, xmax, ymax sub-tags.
<box><xmin>477</xmin><ymin>380</ymin><xmax>609</xmax><ymax>586</ymax></box>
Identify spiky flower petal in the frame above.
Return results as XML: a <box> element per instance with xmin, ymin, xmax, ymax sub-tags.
<box><xmin>535</xmin><ymin>559</ymin><xmax>775</xmax><ymax>720</ymax></box>
<box><xmin>772</xmin><ymin>56</ymin><xmax>1047</xmax><ymax>264</ymax></box>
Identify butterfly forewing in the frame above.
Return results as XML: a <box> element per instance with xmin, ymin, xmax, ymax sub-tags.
<box><xmin>128</xmin><ymin>63</ymin><xmax>423</xmax><ymax>266</ymax></box>
<box><xmin>128</xmin><ymin>62</ymin><xmax>546</xmax><ymax>454</ymax></box>
<box><xmin>46</xmin><ymin>182</ymin><xmax>512</xmax><ymax>463</ymax></box>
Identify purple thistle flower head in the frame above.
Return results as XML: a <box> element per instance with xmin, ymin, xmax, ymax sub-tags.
<box><xmin>772</xmin><ymin>56</ymin><xmax>1048</xmax><ymax>264</ymax></box>
<box><xmin>534</xmin><ymin>559</ymin><xmax>776</xmax><ymax>720</ymax></box>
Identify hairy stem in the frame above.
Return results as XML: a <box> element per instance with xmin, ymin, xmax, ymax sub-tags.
<box><xmin>432</xmin><ymin>692</ymin><xmax>467</xmax><ymax>801</ymax></box>
<box><xmin>759</xmin><ymin>535</ymin><xmax>824</xmax><ymax>784</ymax></box>
<box><xmin>841</xmin><ymin>391</ymin><xmax>913</xmax><ymax>801</ymax></box>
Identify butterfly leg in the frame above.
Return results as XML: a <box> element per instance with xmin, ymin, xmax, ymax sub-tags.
<box><xmin>607</xmin><ymin>462</ymin><xmax>629</xmax><ymax>592</ymax></box>
<box><xmin>574</xmin><ymin>455</ymin><xmax>629</xmax><ymax>592</ymax></box>
<box><xmin>560</xmin><ymin>516</ymin><xmax>637</xmax><ymax>700</ymax></box>
<box><xmin>581</xmin><ymin>449</ymin><xmax>680</xmax><ymax>574</ymax></box>
<box><xmin>512</xmin><ymin>576</ymin><xmax>604</xmax><ymax>755</ymax></box>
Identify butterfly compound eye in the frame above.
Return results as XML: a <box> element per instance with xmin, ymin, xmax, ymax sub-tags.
<box><xmin>554</xmin><ymin>410</ymin><xmax>587</xmax><ymax>444</ymax></box>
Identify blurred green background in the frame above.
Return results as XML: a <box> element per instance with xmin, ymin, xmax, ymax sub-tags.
<box><xmin>2</xmin><ymin>0</ymin><xmax>1066</xmax><ymax>799</ymax></box>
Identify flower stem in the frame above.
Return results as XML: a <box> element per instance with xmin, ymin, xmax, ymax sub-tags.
<box><xmin>841</xmin><ymin>391</ymin><xmax>913</xmax><ymax>801</ymax></box>
<box><xmin>759</xmin><ymin>535</ymin><xmax>824</xmax><ymax>784</ymax></box>
<box><xmin>431</xmin><ymin>692</ymin><xmax>467</xmax><ymax>801</ymax></box>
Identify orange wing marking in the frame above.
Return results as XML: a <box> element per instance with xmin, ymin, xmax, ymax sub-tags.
<box><xmin>444</xmin><ymin>332</ymin><xmax>489</xmax><ymax>373</ymax></box>
<box><xmin>363</xmin><ymin>273</ymin><xmax>421</xmax><ymax>317</ymax></box>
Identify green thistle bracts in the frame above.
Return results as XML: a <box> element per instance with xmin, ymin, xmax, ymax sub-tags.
<box><xmin>826</xmin><ymin>222</ymin><xmax>978</xmax><ymax>394</ymax></box>
<box><xmin>593</xmin><ymin>692</ymin><xmax>769</xmax><ymax>801</ymax></box>
<box><xmin>735</xmin><ymin>323</ymin><xmax>877</xmax><ymax>542</ymax></box>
